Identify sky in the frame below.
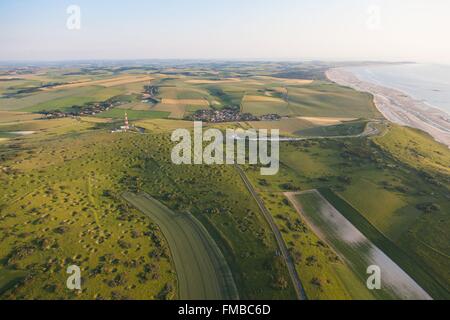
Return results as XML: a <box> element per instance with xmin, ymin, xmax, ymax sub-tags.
<box><xmin>1</xmin><ymin>0</ymin><xmax>450</xmax><ymax>63</ymax></box>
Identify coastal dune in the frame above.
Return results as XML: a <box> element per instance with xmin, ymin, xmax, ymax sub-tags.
<box><xmin>326</xmin><ymin>68</ymin><xmax>450</xmax><ymax>148</ymax></box>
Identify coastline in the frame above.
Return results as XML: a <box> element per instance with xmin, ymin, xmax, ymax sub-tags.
<box><xmin>326</xmin><ymin>67</ymin><xmax>450</xmax><ymax>148</ymax></box>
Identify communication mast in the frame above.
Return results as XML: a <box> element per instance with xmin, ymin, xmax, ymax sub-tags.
<box><xmin>124</xmin><ymin>112</ymin><xmax>130</xmax><ymax>130</ymax></box>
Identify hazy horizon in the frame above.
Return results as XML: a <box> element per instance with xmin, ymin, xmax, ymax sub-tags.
<box><xmin>1</xmin><ymin>0</ymin><xmax>450</xmax><ymax>63</ymax></box>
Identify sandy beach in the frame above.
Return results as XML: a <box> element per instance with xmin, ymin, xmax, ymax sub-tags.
<box><xmin>326</xmin><ymin>68</ymin><xmax>450</xmax><ymax>147</ymax></box>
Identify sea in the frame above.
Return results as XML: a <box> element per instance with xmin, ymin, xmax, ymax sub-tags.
<box><xmin>346</xmin><ymin>63</ymin><xmax>450</xmax><ymax>115</ymax></box>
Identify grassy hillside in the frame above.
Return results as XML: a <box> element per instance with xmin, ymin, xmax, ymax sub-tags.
<box><xmin>1</xmin><ymin>63</ymin><xmax>447</xmax><ymax>300</ymax></box>
<box><xmin>96</xmin><ymin>109</ymin><xmax>170</xmax><ymax>120</ymax></box>
<box><xmin>295</xmin><ymin>120</ymin><xmax>367</xmax><ymax>137</ymax></box>
<box><xmin>0</xmin><ymin>118</ymin><xmax>296</xmax><ymax>300</ymax></box>
<box><xmin>0</xmin><ymin>126</ymin><xmax>177</xmax><ymax>300</ymax></box>
<box><xmin>373</xmin><ymin>125</ymin><xmax>450</xmax><ymax>175</ymax></box>
<box><xmin>243</xmin><ymin>124</ymin><xmax>450</xmax><ymax>299</ymax></box>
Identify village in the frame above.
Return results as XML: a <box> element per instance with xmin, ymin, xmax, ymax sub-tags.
<box><xmin>41</xmin><ymin>96</ymin><xmax>282</xmax><ymax>124</ymax></box>
<box><xmin>188</xmin><ymin>106</ymin><xmax>281</xmax><ymax>123</ymax></box>
<box><xmin>40</xmin><ymin>98</ymin><xmax>122</xmax><ymax>119</ymax></box>
<box><xmin>40</xmin><ymin>85</ymin><xmax>159</xmax><ymax>119</ymax></box>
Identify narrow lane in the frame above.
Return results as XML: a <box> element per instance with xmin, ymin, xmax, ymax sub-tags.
<box><xmin>235</xmin><ymin>165</ymin><xmax>308</xmax><ymax>300</ymax></box>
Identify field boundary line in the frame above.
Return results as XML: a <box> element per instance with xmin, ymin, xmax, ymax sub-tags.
<box><xmin>285</xmin><ymin>190</ymin><xmax>435</xmax><ymax>300</ymax></box>
<box><xmin>289</xmin><ymin>188</ymin><xmax>447</xmax><ymax>299</ymax></box>
<box><xmin>122</xmin><ymin>192</ymin><xmax>239</xmax><ymax>300</ymax></box>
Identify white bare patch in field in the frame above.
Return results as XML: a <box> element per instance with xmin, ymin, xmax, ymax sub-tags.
<box><xmin>185</xmin><ymin>78</ymin><xmax>241</xmax><ymax>84</ymax></box>
<box><xmin>254</xmin><ymin>76</ymin><xmax>314</xmax><ymax>85</ymax></box>
<box><xmin>298</xmin><ymin>116</ymin><xmax>357</xmax><ymax>126</ymax></box>
<box><xmin>286</xmin><ymin>190</ymin><xmax>432</xmax><ymax>300</ymax></box>
<box><xmin>368</xmin><ymin>248</ymin><xmax>431</xmax><ymax>300</ymax></box>
<box><xmin>243</xmin><ymin>95</ymin><xmax>285</xmax><ymax>103</ymax></box>
<box><xmin>315</xmin><ymin>198</ymin><xmax>367</xmax><ymax>245</ymax></box>
<box><xmin>8</xmin><ymin>131</ymin><xmax>36</xmax><ymax>135</ymax></box>
<box><xmin>0</xmin><ymin>111</ymin><xmax>40</xmax><ymax>123</ymax></box>
<box><xmin>161</xmin><ymin>98</ymin><xmax>210</xmax><ymax>106</ymax></box>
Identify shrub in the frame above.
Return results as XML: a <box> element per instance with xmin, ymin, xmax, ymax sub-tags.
<box><xmin>416</xmin><ymin>202</ymin><xmax>440</xmax><ymax>213</ymax></box>
<box><xmin>279</xmin><ymin>183</ymin><xmax>299</xmax><ymax>191</ymax></box>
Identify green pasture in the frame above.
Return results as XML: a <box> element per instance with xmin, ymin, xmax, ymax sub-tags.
<box><xmin>123</xmin><ymin>192</ymin><xmax>239</xmax><ymax>300</ymax></box>
<box><xmin>95</xmin><ymin>108</ymin><xmax>170</xmax><ymax>120</ymax></box>
<box><xmin>286</xmin><ymin>82</ymin><xmax>381</xmax><ymax>118</ymax></box>
<box><xmin>319</xmin><ymin>188</ymin><xmax>449</xmax><ymax>299</ymax></box>
<box><xmin>295</xmin><ymin>120</ymin><xmax>367</xmax><ymax>137</ymax></box>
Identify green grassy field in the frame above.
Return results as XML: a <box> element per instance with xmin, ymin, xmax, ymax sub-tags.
<box><xmin>286</xmin><ymin>82</ymin><xmax>381</xmax><ymax>118</ymax></box>
<box><xmin>242</xmin><ymin>95</ymin><xmax>290</xmax><ymax>116</ymax></box>
<box><xmin>373</xmin><ymin>125</ymin><xmax>450</xmax><ymax>175</ymax></box>
<box><xmin>0</xmin><ymin>79</ymin><xmax>42</xmax><ymax>96</ymax></box>
<box><xmin>0</xmin><ymin>70</ymin><xmax>153</xmax><ymax>113</ymax></box>
<box><xmin>0</xmin><ymin>268</ymin><xmax>27</xmax><ymax>296</ymax></box>
<box><xmin>0</xmin><ymin>63</ymin><xmax>448</xmax><ymax>300</ymax></box>
<box><xmin>73</xmin><ymin>73</ymin><xmax>380</xmax><ymax>123</ymax></box>
<box><xmin>1</xmin><ymin>119</ymin><xmax>446</xmax><ymax>299</ymax></box>
<box><xmin>1</xmin><ymin>66</ymin><xmax>379</xmax><ymax>130</ymax></box>
<box><xmin>244</xmin><ymin>184</ymin><xmax>375</xmax><ymax>300</ymax></box>
<box><xmin>0</xmin><ymin>132</ymin><xmax>18</xmax><ymax>139</ymax></box>
<box><xmin>123</xmin><ymin>192</ymin><xmax>239</xmax><ymax>300</ymax></box>
<box><xmin>0</xmin><ymin>117</ymin><xmax>296</xmax><ymax>300</ymax></box>
<box><xmin>24</xmin><ymin>87</ymin><xmax>125</xmax><ymax>113</ymax></box>
<box><xmin>243</xmin><ymin>118</ymin><xmax>315</xmax><ymax>136</ymax></box>
<box><xmin>95</xmin><ymin>109</ymin><xmax>170</xmax><ymax>120</ymax></box>
<box><xmin>1</xmin><ymin>86</ymin><xmax>123</xmax><ymax>112</ymax></box>
<box><xmin>288</xmin><ymin>191</ymin><xmax>431</xmax><ymax>300</ymax></box>
<box><xmin>0</xmin><ymin>125</ymin><xmax>177</xmax><ymax>300</ymax></box>
<box><xmin>319</xmin><ymin>188</ymin><xmax>448</xmax><ymax>299</ymax></box>
<box><xmin>294</xmin><ymin>120</ymin><xmax>367</xmax><ymax>137</ymax></box>
<box><xmin>243</xmin><ymin>124</ymin><xmax>450</xmax><ymax>299</ymax></box>
<box><xmin>0</xmin><ymin>118</ymin><xmax>95</xmax><ymax>139</ymax></box>
<box><xmin>123</xmin><ymin>132</ymin><xmax>297</xmax><ymax>299</ymax></box>
<box><xmin>0</xmin><ymin>111</ymin><xmax>41</xmax><ymax>124</ymax></box>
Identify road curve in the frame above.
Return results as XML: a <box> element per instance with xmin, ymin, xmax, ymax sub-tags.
<box><xmin>233</xmin><ymin>120</ymin><xmax>384</xmax><ymax>142</ymax></box>
<box><xmin>123</xmin><ymin>192</ymin><xmax>239</xmax><ymax>300</ymax></box>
